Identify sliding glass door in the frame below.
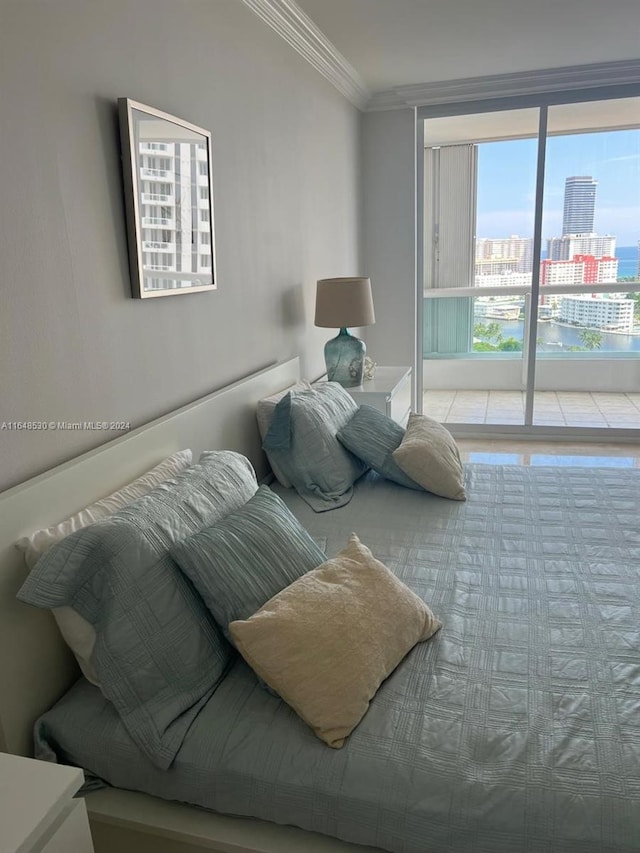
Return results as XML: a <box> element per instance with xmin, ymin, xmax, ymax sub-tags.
<box><xmin>533</xmin><ymin>99</ymin><xmax>640</xmax><ymax>428</ymax></box>
<box><xmin>419</xmin><ymin>91</ymin><xmax>640</xmax><ymax>434</ymax></box>
<box><xmin>422</xmin><ymin>108</ymin><xmax>539</xmax><ymax>426</ymax></box>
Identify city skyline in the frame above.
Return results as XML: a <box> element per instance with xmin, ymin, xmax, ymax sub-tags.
<box><xmin>476</xmin><ymin>129</ymin><xmax>640</xmax><ymax>246</ymax></box>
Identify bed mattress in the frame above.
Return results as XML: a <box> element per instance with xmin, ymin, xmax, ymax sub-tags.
<box><xmin>35</xmin><ymin>465</ymin><xmax>640</xmax><ymax>852</ymax></box>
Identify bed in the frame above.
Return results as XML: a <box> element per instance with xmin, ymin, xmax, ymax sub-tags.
<box><xmin>1</xmin><ymin>357</ymin><xmax>640</xmax><ymax>853</ymax></box>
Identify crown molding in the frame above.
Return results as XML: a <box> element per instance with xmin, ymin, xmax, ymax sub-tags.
<box><xmin>367</xmin><ymin>59</ymin><xmax>640</xmax><ymax>111</ymax></box>
<box><xmin>238</xmin><ymin>5</ymin><xmax>640</xmax><ymax>115</ymax></box>
<box><xmin>240</xmin><ymin>0</ymin><xmax>371</xmax><ymax>110</ymax></box>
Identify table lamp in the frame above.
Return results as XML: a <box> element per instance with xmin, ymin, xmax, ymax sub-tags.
<box><xmin>314</xmin><ymin>277</ymin><xmax>375</xmax><ymax>387</ymax></box>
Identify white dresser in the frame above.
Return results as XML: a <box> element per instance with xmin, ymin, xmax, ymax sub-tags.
<box><xmin>0</xmin><ymin>753</ymin><xmax>94</xmax><ymax>853</ymax></box>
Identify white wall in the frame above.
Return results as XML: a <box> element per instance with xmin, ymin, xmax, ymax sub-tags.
<box><xmin>0</xmin><ymin>0</ymin><xmax>361</xmax><ymax>491</ymax></box>
<box><xmin>361</xmin><ymin>109</ymin><xmax>416</xmax><ymax>374</ymax></box>
<box><xmin>424</xmin><ymin>357</ymin><xmax>640</xmax><ymax>392</ymax></box>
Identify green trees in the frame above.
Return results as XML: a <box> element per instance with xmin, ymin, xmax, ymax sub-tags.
<box><xmin>579</xmin><ymin>329</ymin><xmax>603</xmax><ymax>350</ymax></box>
<box><xmin>472</xmin><ymin>322</ymin><xmax>523</xmax><ymax>352</ymax></box>
<box><xmin>499</xmin><ymin>337</ymin><xmax>523</xmax><ymax>351</ymax></box>
<box><xmin>473</xmin><ymin>322</ymin><xmax>502</xmax><ymax>343</ymax></box>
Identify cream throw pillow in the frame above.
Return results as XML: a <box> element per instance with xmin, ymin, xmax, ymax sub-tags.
<box><xmin>392</xmin><ymin>413</ymin><xmax>466</xmax><ymax>500</ymax></box>
<box><xmin>230</xmin><ymin>533</ymin><xmax>442</xmax><ymax>748</ymax></box>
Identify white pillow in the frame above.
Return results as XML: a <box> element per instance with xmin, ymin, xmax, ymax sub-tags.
<box><xmin>256</xmin><ymin>381</ymin><xmax>312</xmax><ymax>486</ymax></box>
<box><xmin>15</xmin><ymin>449</ymin><xmax>193</xmax><ymax>684</ymax></box>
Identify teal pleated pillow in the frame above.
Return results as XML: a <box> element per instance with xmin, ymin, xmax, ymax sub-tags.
<box><xmin>337</xmin><ymin>405</ymin><xmax>423</xmax><ymax>490</ymax></box>
<box><xmin>262</xmin><ymin>383</ymin><xmax>368</xmax><ymax>512</ymax></box>
<box><xmin>171</xmin><ymin>485</ymin><xmax>326</xmax><ymax>642</ymax></box>
<box><xmin>17</xmin><ymin>450</ymin><xmax>258</xmax><ymax>770</ymax></box>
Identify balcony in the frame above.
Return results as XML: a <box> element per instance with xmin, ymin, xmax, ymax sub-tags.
<box><xmin>141</xmin><ymin>193</ymin><xmax>173</xmax><ymax>204</ymax></box>
<box><xmin>142</xmin><ymin>241</ymin><xmax>173</xmax><ymax>252</ymax></box>
<box><xmin>141</xmin><ymin>217</ymin><xmax>175</xmax><ymax>228</ymax></box>
<box><xmin>423</xmin><ymin>281</ymin><xmax>640</xmax><ymax>432</ymax></box>
<box><xmin>424</xmin><ymin>390</ymin><xmax>640</xmax><ymax>428</ymax></box>
<box><xmin>140</xmin><ymin>168</ymin><xmax>175</xmax><ymax>181</ymax></box>
<box><xmin>139</xmin><ymin>143</ymin><xmax>170</xmax><ymax>154</ymax></box>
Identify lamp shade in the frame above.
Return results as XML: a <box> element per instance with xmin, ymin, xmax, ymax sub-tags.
<box><xmin>314</xmin><ymin>277</ymin><xmax>376</xmax><ymax>329</ymax></box>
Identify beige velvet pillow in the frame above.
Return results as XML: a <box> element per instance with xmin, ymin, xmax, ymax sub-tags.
<box><xmin>230</xmin><ymin>533</ymin><xmax>442</xmax><ymax>748</ymax></box>
<box><xmin>392</xmin><ymin>413</ymin><xmax>466</xmax><ymax>500</ymax></box>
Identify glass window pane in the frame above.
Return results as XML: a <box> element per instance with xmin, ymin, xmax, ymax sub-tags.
<box><xmin>533</xmin><ymin>97</ymin><xmax>640</xmax><ymax>428</ymax></box>
<box><xmin>423</xmin><ymin>109</ymin><xmax>539</xmax><ymax>427</ymax></box>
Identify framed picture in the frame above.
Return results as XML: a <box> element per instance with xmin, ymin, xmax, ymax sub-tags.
<box><xmin>118</xmin><ymin>98</ymin><xmax>217</xmax><ymax>298</ymax></box>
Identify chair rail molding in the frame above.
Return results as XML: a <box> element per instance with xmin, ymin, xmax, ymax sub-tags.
<box><xmin>240</xmin><ymin>0</ymin><xmax>371</xmax><ymax>110</ymax></box>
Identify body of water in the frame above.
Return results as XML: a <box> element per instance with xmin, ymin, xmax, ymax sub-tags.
<box><xmin>616</xmin><ymin>246</ymin><xmax>639</xmax><ymax>279</ymax></box>
<box><xmin>491</xmin><ymin>318</ymin><xmax>640</xmax><ymax>352</ymax></box>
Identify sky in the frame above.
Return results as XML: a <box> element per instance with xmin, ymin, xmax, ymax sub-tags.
<box><xmin>476</xmin><ymin>129</ymin><xmax>640</xmax><ymax>246</ymax></box>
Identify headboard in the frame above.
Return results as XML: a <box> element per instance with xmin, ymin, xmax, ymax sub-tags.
<box><xmin>0</xmin><ymin>358</ymin><xmax>300</xmax><ymax>757</ymax></box>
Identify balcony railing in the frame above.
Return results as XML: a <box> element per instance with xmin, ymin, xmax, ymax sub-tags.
<box><xmin>423</xmin><ymin>280</ymin><xmax>640</xmax><ymax>399</ymax></box>
<box><xmin>141</xmin><ymin>193</ymin><xmax>173</xmax><ymax>204</ymax></box>
<box><xmin>142</xmin><ymin>241</ymin><xmax>173</xmax><ymax>251</ymax></box>
<box><xmin>139</xmin><ymin>143</ymin><xmax>170</xmax><ymax>154</ymax></box>
<box><xmin>424</xmin><ymin>281</ymin><xmax>639</xmax><ymax>300</ymax></box>
<box><xmin>424</xmin><ymin>281</ymin><xmax>639</xmax><ymax>358</ymax></box>
<box><xmin>140</xmin><ymin>168</ymin><xmax>175</xmax><ymax>181</ymax></box>
<box><xmin>141</xmin><ymin>217</ymin><xmax>175</xmax><ymax>227</ymax></box>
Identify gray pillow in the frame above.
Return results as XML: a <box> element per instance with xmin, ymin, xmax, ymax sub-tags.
<box><xmin>256</xmin><ymin>380</ymin><xmax>312</xmax><ymax>487</ymax></box>
<box><xmin>171</xmin><ymin>485</ymin><xmax>326</xmax><ymax>641</ymax></box>
<box><xmin>17</xmin><ymin>451</ymin><xmax>258</xmax><ymax>770</ymax></box>
<box><xmin>263</xmin><ymin>383</ymin><xmax>368</xmax><ymax>512</ymax></box>
<box><xmin>337</xmin><ymin>405</ymin><xmax>423</xmax><ymax>490</ymax></box>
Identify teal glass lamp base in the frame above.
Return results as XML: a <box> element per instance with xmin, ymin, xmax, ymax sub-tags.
<box><xmin>324</xmin><ymin>328</ymin><xmax>366</xmax><ymax>387</ymax></box>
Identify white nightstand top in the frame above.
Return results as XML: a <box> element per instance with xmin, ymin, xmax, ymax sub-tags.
<box><xmin>347</xmin><ymin>366</ymin><xmax>411</xmax><ymax>394</ymax></box>
<box><xmin>0</xmin><ymin>753</ymin><xmax>84</xmax><ymax>853</ymax></box>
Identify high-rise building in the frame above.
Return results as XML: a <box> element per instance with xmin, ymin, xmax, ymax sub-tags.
<box><xmin>547</xmin><ymin>234</ymin><xmax>616</xmax><ymax>261</ymax></box>
<box><xmin>560</xmin><ymin>294</ymin><xmax>633</xmax><ymax>333</ymax></box>
<box><xmin>138</xmin><ymin>139</ymin><xmax>212</xmax><ymax>291</ymax></box>
<box><xmin>540</xmin><ymin>255</ymin><xmax>618</xmax><ymax>286</ymax></box>
<box><xmin>475</xmin><ymin>236</ymin><xmax>533</xmax><ymax>274</ymax></box>
<box><xmin>562</xmin><ymin>176</ymin><xmax>597</xmax><ymax>235</ymax></box>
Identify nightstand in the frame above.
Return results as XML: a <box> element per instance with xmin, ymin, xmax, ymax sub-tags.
<box><xmin>343</xmin><ymin>366</ymin><xmax>412</xmax><ymax>426</ymax></box>
<box><xmin>0</xmin><ymin>753</ymin><xmax>94</xmax><ymax>853</ymax></box>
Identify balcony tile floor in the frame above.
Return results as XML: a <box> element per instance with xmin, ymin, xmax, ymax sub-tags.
<box><xmin>424</xmin><ymin>390</ymin><xmax>640</xmax><ymax>429</ymax></box>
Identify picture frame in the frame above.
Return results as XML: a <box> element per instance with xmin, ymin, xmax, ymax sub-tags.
<box><xmin>118</xmin><ymin>98</ymin><xmax>217</xmax><ymax>298</ymax></box>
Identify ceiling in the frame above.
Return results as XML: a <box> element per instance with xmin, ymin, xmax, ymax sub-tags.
<box><xmin>424</xmin><ymin>97</ymin><xmax>640</xmax><ymax>145</ymax></box>
<box><xmin>295</xmin><ymin>0</ymin><xmax>640</xmax><ymax>93</ymax></box>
